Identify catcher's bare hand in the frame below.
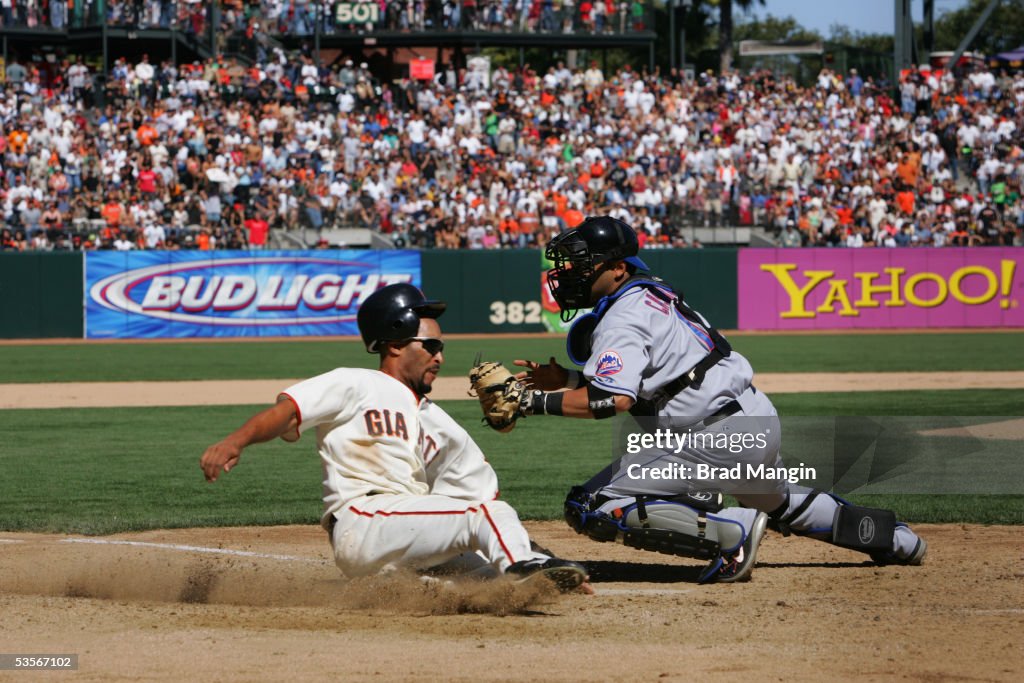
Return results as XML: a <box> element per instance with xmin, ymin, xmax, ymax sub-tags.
<box><xmin>200</xmin><ymin>440</ymin><xmax>243</xmax><ymax>482</ymax></box>
<box><xmin>514</xmin><ymin>356</ymin><xmax>569</xmax><ymax>391</ymax></box>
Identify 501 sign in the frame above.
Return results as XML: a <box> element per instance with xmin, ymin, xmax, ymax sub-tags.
<box><xmin>489</xmin><ymin>301</ymin><xmax>543</xmax><ymax>325</ymax></box>
<box><xmin>335</xmin><ymin>2</ymin><xmax>380</xmax><ymax>23</ymax></box>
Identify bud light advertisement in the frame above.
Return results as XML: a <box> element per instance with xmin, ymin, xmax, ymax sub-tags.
<box><xmin>85</xmin><ymin>251</ymin><xmax>422</xmax><ymax>338</ymax></box>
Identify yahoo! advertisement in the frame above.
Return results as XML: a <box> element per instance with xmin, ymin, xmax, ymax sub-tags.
<box><xmin>85</xmin><ymin>251</ymin><xmax>421</xmax><ymax>338</ymax></box>
<box><xmin>738</xmin><ymin>249</ymin><xmax>1023</xmax><ymax>330</ymax></box>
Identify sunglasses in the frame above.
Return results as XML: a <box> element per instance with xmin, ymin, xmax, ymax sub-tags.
<box><xmin>403</xmin><ymin>337</ymin><xmax>445</xmax><ymax>356</ymax></box>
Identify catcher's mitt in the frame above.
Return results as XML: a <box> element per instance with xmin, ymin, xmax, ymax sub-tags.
<box><xmin>468</xmin><ymin>354</ymin><xmax>528</xmax><ymax>432</ymax></box>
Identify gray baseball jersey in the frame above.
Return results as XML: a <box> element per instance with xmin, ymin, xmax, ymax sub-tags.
<box><xmin>579</xmin><ymin>282</ymin><xmax>924</xmax><ymax>562</ymax></box>
<box><xmin>583</xmin><ymin>285</ymin><xmax>754</xmax><ymax>419</ymax></box>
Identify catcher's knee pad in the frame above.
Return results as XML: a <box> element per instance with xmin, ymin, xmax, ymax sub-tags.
<box><xmin>565</xmin><ymin>490</ymin><xmax>733</xmax><ymax>561</ymax></box>
<box><xmin>563</xmin><ymin>486</ymin><xmax>594</xmax><ymax>534</ymax></box>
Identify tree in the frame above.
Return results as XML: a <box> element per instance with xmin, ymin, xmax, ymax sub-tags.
<box><xmin>932</xmin><ymin>0</ymin><xmax>1024</xmax><ymax>55</ymax></box>
<box><xmin>829</xmin><ymin>24</ymin><xmax>894</xmax><ymax>55</ymax></box>
<box><xmin>716</xmin><ymin>0</ymin><xmax>766</xmax><ymax>73</ymax></box>
<box><xmin>734</xmin><ymin>14</ymin><xmax>822</xmax><ymax>43</ymax></box>
<box><xmin>658</xmin><ymin>0</ymin><xmax>718</xmax><ymax>69</ymax></box>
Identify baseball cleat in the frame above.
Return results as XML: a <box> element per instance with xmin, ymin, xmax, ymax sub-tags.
<box><xmin>419</xmin><ymin>575</ymin><xmax>456</xmax><ymax>589</ymax></box>
<box><xmin>700</xmin><ymin>511</ymin><xmax>768</xmax><ymax>584</ymax></box>
<box><xmin>505</xmin><ymin>557</ymin><xmax>588</xmax><ymax>592</ymax></box>
<box><xmin>870</xmin><ymin>537</ymin><xmax>927</xmax><ymax>567</ymax></box>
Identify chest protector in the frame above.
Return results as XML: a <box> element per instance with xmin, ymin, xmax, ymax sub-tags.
<box><xmin>567</xmin><ymin>278</ymin><xmax>732</xmax><ymax>409</ymax></box>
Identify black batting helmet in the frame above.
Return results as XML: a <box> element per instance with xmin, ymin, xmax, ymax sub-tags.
<box><xmin>545</xmin><ymin>216</ymin><xmax>649</xmax><ymax>321</ymax></box>
<box><xmin>357</xmin><ymin>283</ymin><xmax>446</xmax><ymax>353</ymax></box>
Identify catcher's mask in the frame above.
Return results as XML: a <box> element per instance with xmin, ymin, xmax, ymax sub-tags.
<box><xmin>545</xmin><ymin>216</ymin><xmax>649</xmax><ymax>322</ymax></box>
<box><xmin>357</xmin><ymin>283</ymin><xmax>446</xmax><ymax>353</ymax></box>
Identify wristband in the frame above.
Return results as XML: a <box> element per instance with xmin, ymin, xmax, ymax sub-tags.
<box><xmin>528</xmin><ymin>391</ymin><xmax>564</xmax><ymax>416</ymax></box>
<box><xmin>529</xmin><ymin>390</ymin><xmax>546</xmax><ymax>415</ymax></box>
<box><xmin>587</xmin><ymin>384</ymin><xmax>618</xmax><ymax>419</ymax></box>
<box><xmin>544</xmin><ymin>391</ymin><xmax>565</xmax><ymax>416</ymax></box>
<box><xmin>566</xmin><ymin>369</ymin><xmax>583</xmax><ymax>390</ymax></box>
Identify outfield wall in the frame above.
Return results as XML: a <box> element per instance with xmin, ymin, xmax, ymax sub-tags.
<box><xmin>0</xmin><ymin>253</ymin><xmax>83</xmax><ymax>338</ymax></box>
<box><xmin>0</xmin><ymin>248</ymin><xmax>1020</xmax><ymax>338</ymax></box>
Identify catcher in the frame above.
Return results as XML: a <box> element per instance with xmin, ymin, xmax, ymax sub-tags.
<box><xmin>469</xmin><ymin>217</ymin><xmax>927</xmax><ymax>583</ymax></box>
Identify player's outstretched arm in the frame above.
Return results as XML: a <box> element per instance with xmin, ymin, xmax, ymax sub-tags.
<box><xmin>200</xmin><ymin>398</ymin><xmax>298</xmax><ymax>482</ymax></box>
<box><xmin>515</xmin><ymin>358</ymin><xmax>635</xmax><ymax>418</ymax></box>
<box><xmin>549</xmin><ymin>386</ymin><xmax>635</xmax><ymax>419</ymax></box>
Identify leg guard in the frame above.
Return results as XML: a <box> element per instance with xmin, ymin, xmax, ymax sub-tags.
<box><xmin>564</xmin><ymin>487</ymin><xmax>742</xmax><ymax>561</ymax></box>
<box><xmin>763</xmin><ymin>487</ymin><xmax>924</xmax><ymax>564</ymax></box>
<box><xmin>832</xmin><ymin>503</ymin><xmax>896</xmax><ymax>552</ymax></box>
<box><xmin>767</xmin><ymin>488</ymin><xmax>895</xmax><ymax>549</ymax></box>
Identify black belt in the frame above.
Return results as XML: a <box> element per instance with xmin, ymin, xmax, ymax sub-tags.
<box><xmin>703</xmin><ymin>399</ymin><xmax>742</xmax><ymax>427</ymax></box>
<box><xmin>630</xmin><ymin>349</ymin><xmax>729</xmax><ymax>418</ymax></box>
<box><xmin>702</xmin><ymin>386</ymin><xmax>756</xmax><ymax>427</ymax></box>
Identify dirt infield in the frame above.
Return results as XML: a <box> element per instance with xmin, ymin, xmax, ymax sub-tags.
<box><xmin>1</xmin><ymin>522</ymin><xmax>1021</xmax><ymax>682</ymax></box>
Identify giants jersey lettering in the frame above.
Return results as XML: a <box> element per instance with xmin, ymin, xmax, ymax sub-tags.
<box><xmin>281</xmin><ymin>368</ymin><xmax>499</xmax><ymax>528</ymax></box>
<box><xmin>419</xmin><ymin>400</ymin><xmax>498</xmax><ymax>502</ymax></box>
<box><xmin>584</xmin><ymin>288</ymin><xmax>755</xmax><ymax>418</ymax></box>
<box><xmin>363</xmin><ymin>409</ymin><xmax>410</xmax><ymax>440</ymax></box>
<box><xmin>282</xmin><ymin>369</ymin><xmax>427</xmax><ymax>520</ymax></box>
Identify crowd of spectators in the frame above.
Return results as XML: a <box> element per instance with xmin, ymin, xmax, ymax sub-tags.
<box><xmin>0</xmin><ymin>0</ymin><xmax>646</xmax><ymax>37</ymax></box>
<box><xmin>0</xmin><ymin>46</ymin><xmax>1022</xmax><ymax>253</ymax></box>
<box><xmin>0</xmin><ymin>0</ymin><xmax>206</xmax><ymax>32</ymax></box>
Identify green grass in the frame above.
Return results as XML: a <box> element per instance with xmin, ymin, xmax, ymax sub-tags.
<box><xmin>0</xmin><ymin>406</ymin><xmax>323</xmax><ymax>534</ymax></box>
<box><xmin>770</xmin><ymin>390</ymin><xmax>1024</xmax><ymax>415</ymax></box>
<box><xmin>1</xmin><ymin>390</ymin><xmax>1021</xmax><ymax>534</ymax></box>
<box><xmin>2</xmin><ymin>331</ymin><xmax>1024</xmax><ymax>383</ymax></box>
<box><xmin>732</xmin><ymin>332</ymin><xmax>1024</xmax><ymax>374</ymax></box>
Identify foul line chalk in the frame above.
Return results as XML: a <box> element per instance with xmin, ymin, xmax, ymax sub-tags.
<box><xmin>60</xmin><ymin>538</ymin><xmax>331</xmax><ymax>565</ymax></box>
<box><xmin>0</xmin><ymin>539</ymin><xmax>25</xmax><ymax>544</ymax></box>
<box><xmin>598</xmin><ymin>588</ymin><xmax>694</xmax><ymax>596</ymax></box>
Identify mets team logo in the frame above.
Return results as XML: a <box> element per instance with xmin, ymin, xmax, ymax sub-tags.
<box><xmin>595</xmin><ymin>350</ymin><xmax>623</xmax><ymax>377</ymax></box>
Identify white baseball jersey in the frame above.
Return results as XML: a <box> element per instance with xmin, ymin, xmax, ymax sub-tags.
<box><xmin>280</xmin><ymin>368</ymin><xmax>537</xmax><ymax>577</ymax></box>
<box><xmin>281</xmin><ymin>368</ymin><xmax>499</xmax><ymax>528</ymax></box>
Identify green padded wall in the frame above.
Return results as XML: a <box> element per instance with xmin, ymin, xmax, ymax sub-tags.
<box><xmin>0</xmin><ymin>253</ymin><xmax>83</xmax><ymax>338</ymax></box>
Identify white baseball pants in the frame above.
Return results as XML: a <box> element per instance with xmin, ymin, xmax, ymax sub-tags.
<box><xmin>329</xmin><ymin>493</ymin><xmax>545</xmax><ymax>577</ymax></box>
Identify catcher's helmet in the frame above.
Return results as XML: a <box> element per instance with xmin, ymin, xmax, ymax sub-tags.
<box><xmin>545</xmin><ymin>216</ymin><xmax>649</xmax><ymax>321</ymax></box>
<box><xmin>357</xmin><ymin>283</ymin><xmax>446</xmax><ymax>352</ymax></box>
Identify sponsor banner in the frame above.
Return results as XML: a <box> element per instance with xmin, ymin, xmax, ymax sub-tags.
<box><xmin>738</xmin><ymin>248</ymin><xmax>1023</xmax><ymax>330</ymax></box>
<box><xmin>85</xmin><ymin>250</ymin><xmax>421</xmax><ymax>338</ymax></box>
<box><xmin>410</xmin><ymin>58</ymin><xmax>434</xmax><ymax>81</ymax></box>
